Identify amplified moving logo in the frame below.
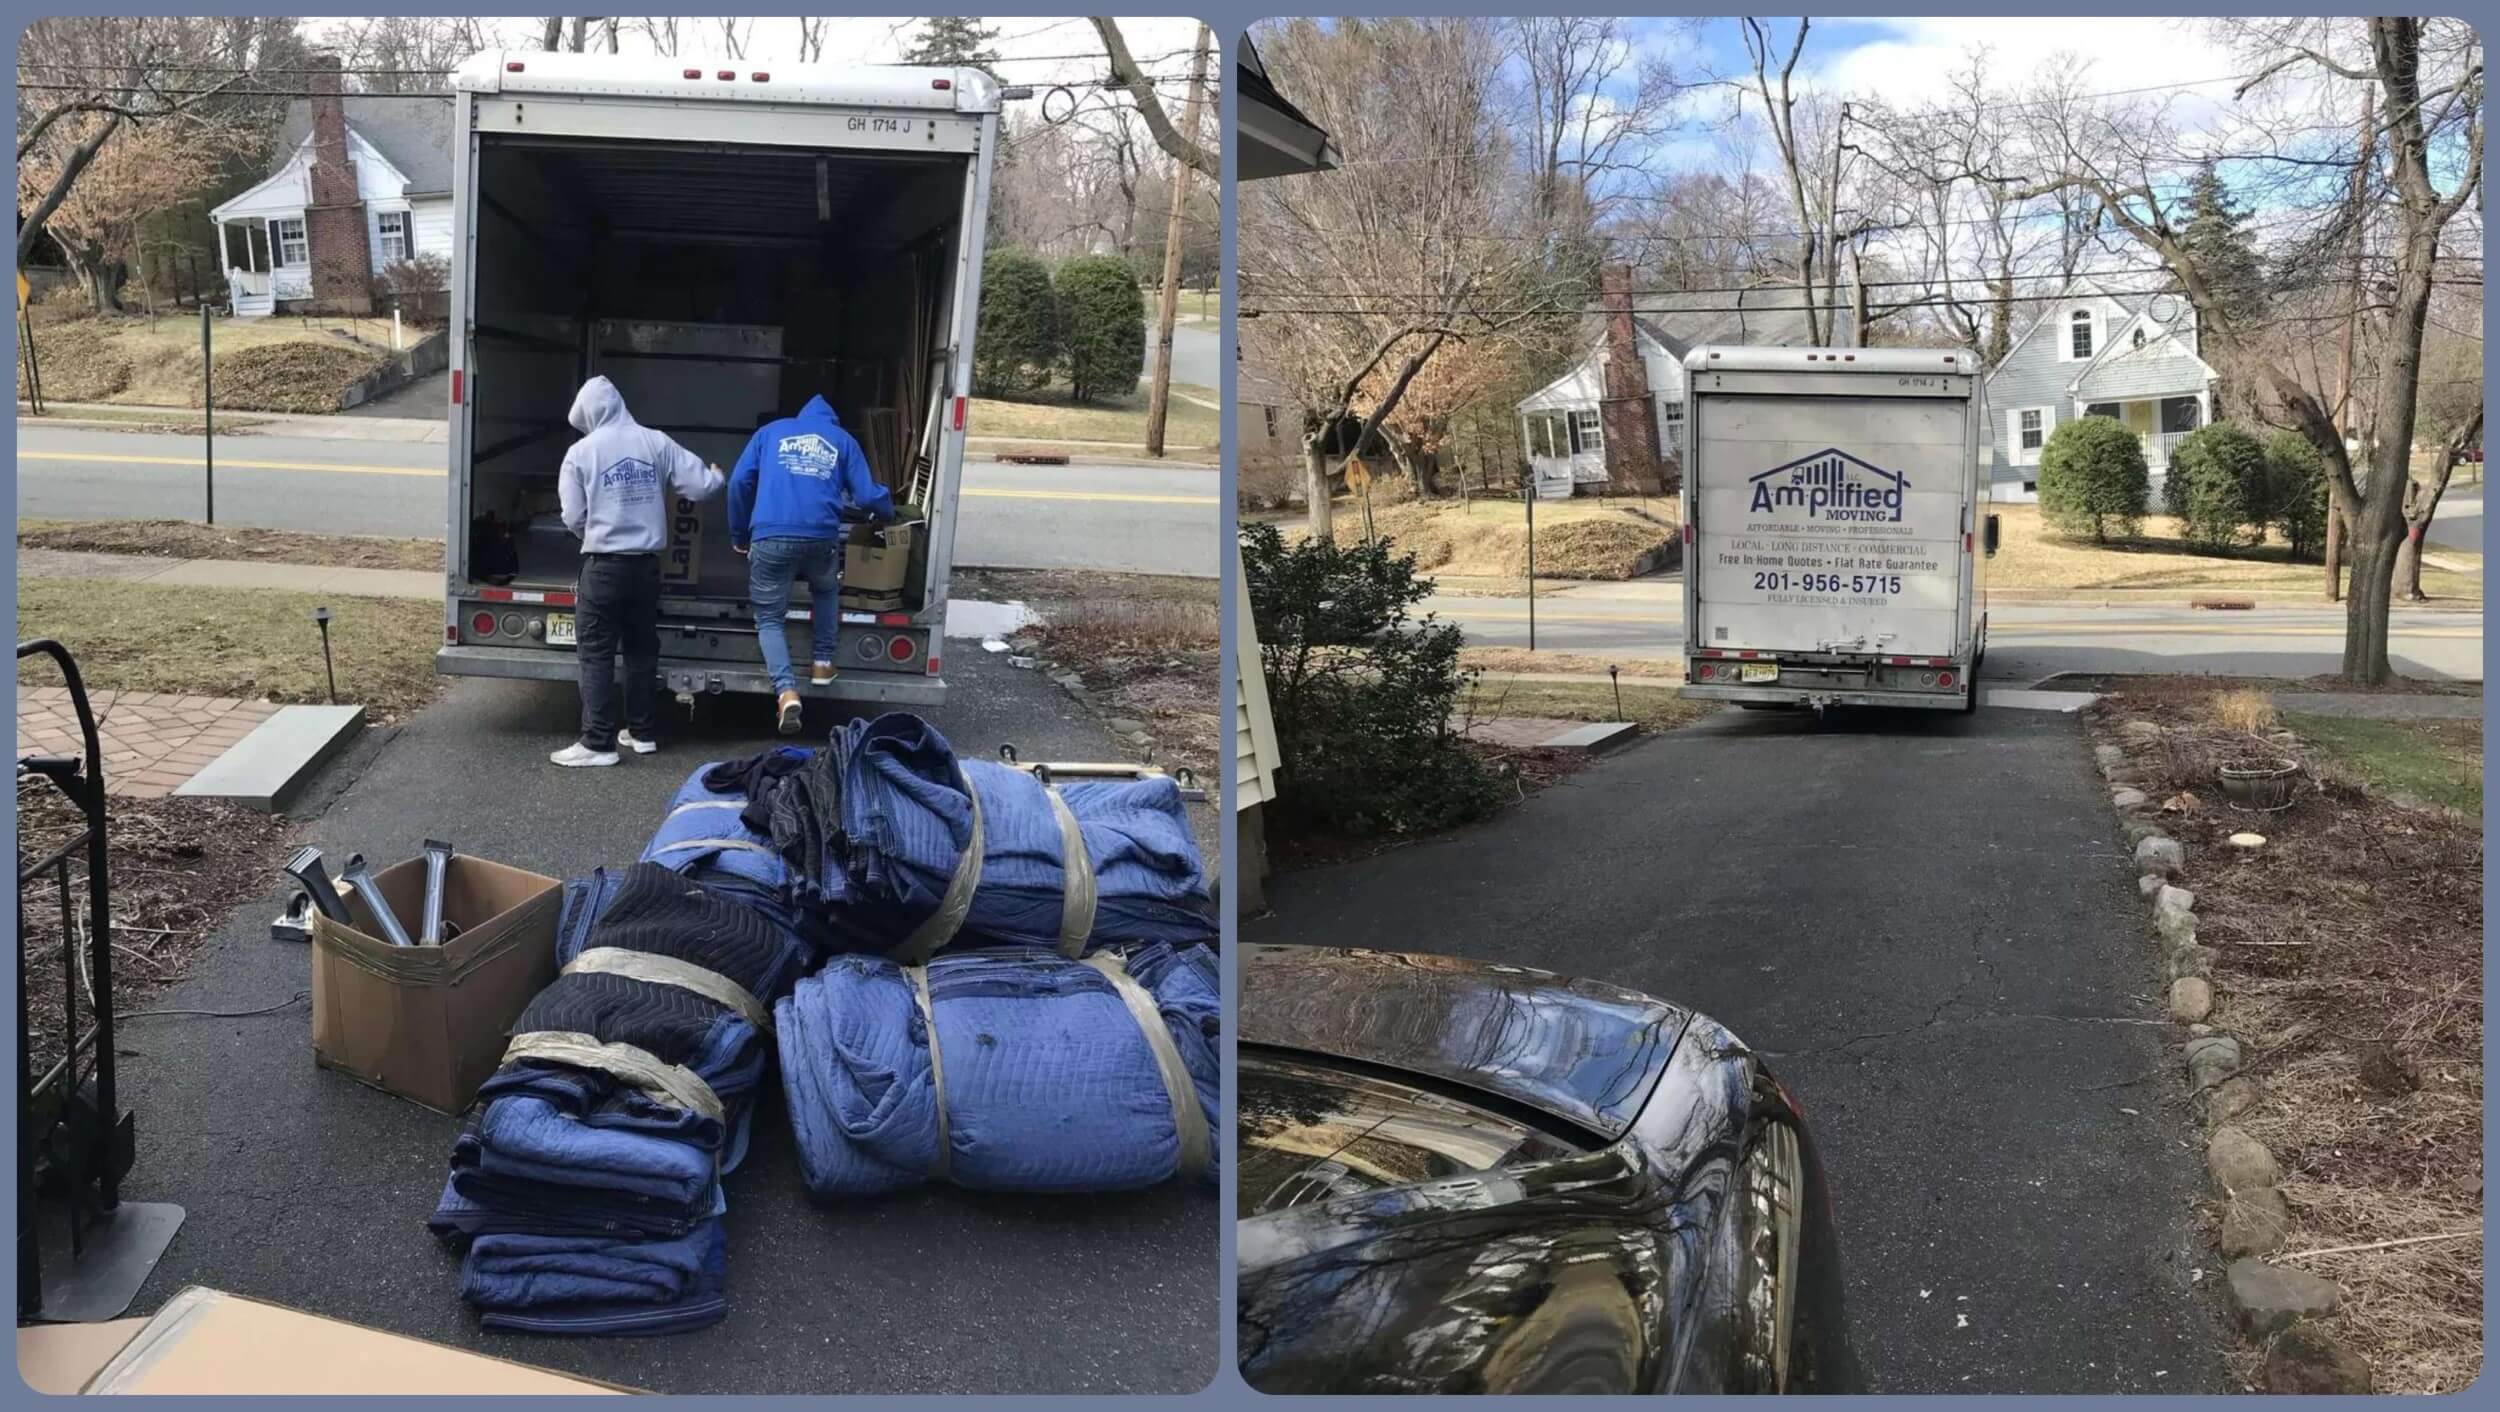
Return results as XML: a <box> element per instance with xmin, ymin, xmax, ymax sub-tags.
<box><xmin>1747</xmin><ymin>448</ymin><xmax>1908</xmax><ymax>522</ymax></box>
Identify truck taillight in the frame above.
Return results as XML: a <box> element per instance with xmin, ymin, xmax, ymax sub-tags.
<box><xmin>445</xmin><ymin>624</ymin><xmax>459</xmax><ymax>644</ymax></box>
<box><xmin>471</xmin><ymin>611</ymin><xmax>496</xmax><ymax>637</ymax></box>
<box><xmin>925</xmin><ymin>653</ymin><xmax>941</xmax><ymax>676</ymax></box>
<box><xmin>932</xmin><ymin>78</ymin><xmax>952</xmax><ymax>91</ymax></box>
<box><xmin>1937</xmin><ymin>671</ymin><xmax>1956</xmax><ymax>689</ymax></box>
<box><xmin>683</xmin><ymin>68</ymin><xmax>702</xmax><ymax>79</ymax></box>
<box><xmin>888</xmin><ymin>636</ymin><xmax>917</xmax><ymax>663</ymax></box>
<box><xmin>952</xmin><ymin>396</ymin><xmax>967</xmax><ymax>431</ymax></box>
<box><xmin>451</xmin><ymin>369</ymin><xmax>463</xmax><ymax>405</ymax></box>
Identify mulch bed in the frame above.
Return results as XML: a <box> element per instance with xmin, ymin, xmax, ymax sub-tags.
<box><xmin>2091</xmin><ymin>684</ymin><xmax>2482</xmax><ymax>1393</ymax></box>
<box><xmin>16</xmin><ymin>776</ymin><xmax>296</xmax><ymax>1093</ymax></box>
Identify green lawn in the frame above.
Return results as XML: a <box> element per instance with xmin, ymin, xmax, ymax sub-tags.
<box><xmin>17</xmin><ymin>578</ymin><xmax>444</xmax><ymax>720</ymax></box>
<box><xmin>2284</xmin><ymin>712</ymin><xmax>2483</xmax><ymax>817</ymax></box>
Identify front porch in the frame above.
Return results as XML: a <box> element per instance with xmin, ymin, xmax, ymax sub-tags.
<box><xmin>2081</xmin><ymin>393</ymin><xmax>2207</xmax><ymax>469</ymax></box>
<box><xmin>1521</xmin><ymin>407</ymin><xmax>1604</xmax><ymax>500</ymax></box>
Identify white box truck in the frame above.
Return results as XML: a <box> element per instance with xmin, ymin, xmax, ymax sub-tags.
<box><xmin>1679</xmin><ymin>347</ymin><xmax>1999</xmax><ymax>712</ymax></box>
<box><xmin>435</xmin><ymin>51</ymin><xmax>1004</xmax><ymax>705</ymax></box>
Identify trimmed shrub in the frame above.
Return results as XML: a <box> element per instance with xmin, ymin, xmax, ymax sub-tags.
<box><xmin>973</xmin><ymin>249</ymin><xmax>1058</xmax><ymax>396</ymax></box>
<box><xmin>1055</xmin><ymin>255</ymin><xmax>1145</xmax><ymax>404</ymax></box>
<box><xmin>2165</xmin><ymin>423</ymin><xmax>2270</xmax><ymax>551</ymax></box>
<box><xmin>1241</xmin><ymin>521</ymin><xmax>1502</xmax><ymax>837</ymax></box>
<box><xmin>2265</xmin><ymin>429</ymin><xmax>2331</xmax><ymax>562</ymax></box>
<box><xmin>2036</xmin><ymin>416</ymin><xmax>2150</xmax><ymax>542</ymax></box>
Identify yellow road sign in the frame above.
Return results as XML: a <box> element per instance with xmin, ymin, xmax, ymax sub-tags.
<box><xmin>1343</xmin><ymin>455</ymin><xmax>1370</xmax><ymax>491</ymax></box>
<box><xmin>15</xmin><ymin>271</ymin><xmax>27</xmax><ymax>308</ymax></box>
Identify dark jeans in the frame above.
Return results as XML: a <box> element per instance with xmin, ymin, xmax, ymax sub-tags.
<box><xmin>576</xmin><ymin>553</ymin><xmax>661</xmax><ymax>751</ymax></box>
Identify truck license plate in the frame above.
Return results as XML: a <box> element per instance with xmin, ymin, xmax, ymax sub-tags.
<box><xmin>545</xmin><ymin>613</ymin><xmax>576</xmax><ymax>647</ymax></box>
<box><xmin>1739</xmin><ymin>663</ymin><xmax>1779</xmax><ymax>683</ymax></box>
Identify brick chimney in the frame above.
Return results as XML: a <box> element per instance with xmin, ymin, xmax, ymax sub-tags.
<box><xmin>1598</xmin><ymin>264</ymin><xmax>1665</xmax><ymax>494</ymax></box>
<box><xmin>302</xmin><ymin>54</ymin><xmax>373</xmax><ymax>313</ymax></box>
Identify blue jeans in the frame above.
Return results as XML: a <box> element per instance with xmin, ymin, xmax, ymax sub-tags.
<box><xmin>748</xmin><ymin>537</ymin><xmax>842</xmax><ymax>693</ymax></box>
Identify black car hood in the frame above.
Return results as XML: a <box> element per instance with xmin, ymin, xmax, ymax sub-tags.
<box><xmin>1241</xmin><ymin>945</ymin><xmax>1693</xmax><ymax>1143</ymax></box>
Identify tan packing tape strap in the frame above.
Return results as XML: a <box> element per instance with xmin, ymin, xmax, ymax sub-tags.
<box><xmin>646</xmin><ymin>837</ymin><xmax>777</xmax><ymax>860</ymax></box>
<box><xmin>502</xmin><ymin>1030</ymin><xmax>724</xmax><ymax>1123</ymax></box>
<box><xmin>1042</xmin><ymin>785</ymin><xmax>1098</xmax><ymax>959</ymax></box>
<box><xmin>904</xmin><ymin>964</ymin><xmax>952</xmax><ymax>1182</ymax></box>
<box><xmin>1081</xmin><ymin>952</ymin><xmax>1210</xmax><ymax>1182</ymax></box>
<box><xmin>887</xmin><ymin>762</ymin><xmax>985</xmax><ymax>965</ymax></box>
<box><xmin>564</xmin><ymin>947</ymin><xmax>771</xmax><ymax>1032</ymax></box>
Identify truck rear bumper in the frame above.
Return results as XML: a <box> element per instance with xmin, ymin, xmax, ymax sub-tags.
<box><xmin>1684</xmin><ymin>683</ymin><xmax>1967</xmax><ymax>711</ymax></box>
<box><xmin>435</xmin><ymin>645</ymin><xmax>947</xmax><ymax>705</ymax></box>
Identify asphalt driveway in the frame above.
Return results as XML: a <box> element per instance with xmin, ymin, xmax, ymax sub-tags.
<box><xmin>1247</xmin><ymin>704</ymin><xmax>2232</xmax><ymax>1394</ymax></box>
<box><xmin>104</xmin><ymin>652</ymin><xmax>1216</xmax><ymax>1394</ymax></box>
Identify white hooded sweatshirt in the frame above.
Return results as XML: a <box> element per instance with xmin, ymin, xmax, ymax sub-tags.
<box><xmin>557</xmin><ymin>376</ymin><xmax>725</xmax><ymax>554</ymax></box>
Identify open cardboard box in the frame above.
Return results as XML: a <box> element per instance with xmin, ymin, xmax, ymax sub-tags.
<box><xmin>309</xmin><ymin>854</ymin><xmax>560</xmax><ymax>1114</ymax></box>
<box><xmin>22</xmin><ymin>1287</ymin><xmax>634</xmax><ymax>1393</ymax></box>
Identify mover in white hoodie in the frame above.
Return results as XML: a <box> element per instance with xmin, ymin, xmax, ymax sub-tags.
<box><xmin>551</xmin><ymin>376</ymin><xmax>725</xmax><ymax>767</ymax></box>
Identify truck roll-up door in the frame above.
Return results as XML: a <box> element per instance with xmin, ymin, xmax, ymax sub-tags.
<box><xmin>1692</xmin><ymin>393</ymin><xmax>1969</xmax><ymax>661</ymax></box>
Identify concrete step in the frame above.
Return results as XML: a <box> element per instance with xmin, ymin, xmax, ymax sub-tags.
<box><xmin>174</xmin><ymin>704</ymin><xmax>365</xmax><ymax>812</ymax></box>
<box><xmin>1538</xmin><ymin>721</ymin><xmax>1639</xmax><ymax>753</ymax></box>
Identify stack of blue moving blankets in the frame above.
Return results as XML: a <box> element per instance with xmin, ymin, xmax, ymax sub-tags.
<box><xmin>434</xmin><ymin>712</ymin><xmax>1218</xmax><ymax>1336</ymax></box>
<box><xmin>427</xmin><ymin>863</ymin><xmax>810</xmax><ymax>1335</ymax></box>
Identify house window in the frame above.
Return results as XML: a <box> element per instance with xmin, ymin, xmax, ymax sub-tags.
<box><xmin>1570</xmin><ymin>409</ymin><xmax>1603</xmax><ymax>455</ymax></box>
<box><xmin>2019</xmin><ymin>408</ymin><xmax>2045</xmax><ymax>452</ymax></box>
<box><xmin>2069</xmin><ymin>309</ymin><xmax>2094</xmax><ymax>360</ymax></box>
<box><xmin>2131</xmin><ymin>327</ymin><xmax>2146</xmax><ymax>350</ymax></box>
<box><xmin>2023</xmin><ymin>480</ymin><xmax>2038</xmax><ymax>496</ymax></box>
<box><xmin>1261</xmin><ymin>405</ymin><xmax>1277</xmax><ymax>438</ymax></box>
<box><xmin>272</xmin><ymin>217</ymin><xmax>308</xmax><ymax>267</ymax></box>
<box><xmin>1660</xmin><ymin>399</ymin><xmax>1685</xmax><ymax>447</ymax></box>
<box><xmin>376</xmin><ymin>210</ymin><xmax>410</xmax><ymax>263</ymax></box>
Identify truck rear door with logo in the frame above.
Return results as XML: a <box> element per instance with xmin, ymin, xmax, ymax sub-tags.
<box><xmin>1691</xmin><ymin>392</ymin><xmax>1969</xmax><ymax>660</ymax></box>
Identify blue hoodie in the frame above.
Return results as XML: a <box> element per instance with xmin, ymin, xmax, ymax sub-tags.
<box><xmin>726</xmin><ymin>396</ymin><xmax>896</xmax><ymax>549</ymax></box>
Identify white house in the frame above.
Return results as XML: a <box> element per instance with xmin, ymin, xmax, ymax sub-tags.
<box><xmin>1515</xmin><ymin>283</ymin><xmax>1815</xmax><ymax>499</ymax></box>
<box><xmin>1984</xmin><ymin>276</ymin><xmax>2220</xmax><ymax>503</ymax></box>
<box><xmin>209</xmin><ymin>86</ymin><xmax>454</xmax><ymax>316</ymax></box>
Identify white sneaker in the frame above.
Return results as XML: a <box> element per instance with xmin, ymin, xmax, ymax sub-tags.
<box><xmin>550</xmin><ymin>742</ymin><xmax>620</xmax><ymax>768</ymax></box>
<box><xmin>617</xmin><ymin>730</ymin><xmax>659</xmax><ymax>755</ymax></box>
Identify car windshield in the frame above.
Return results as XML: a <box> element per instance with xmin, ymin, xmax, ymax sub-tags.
<box><xmin>1240</xmin><ymin>1052</ymin><xmax>1585</xmax><ymax>1216</ymax></box>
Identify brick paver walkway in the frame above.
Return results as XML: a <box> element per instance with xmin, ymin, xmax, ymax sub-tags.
<box><xmin>16</xmin><ymin>686</ymin><xmax>277</xmax><ymax>799</ymax></box>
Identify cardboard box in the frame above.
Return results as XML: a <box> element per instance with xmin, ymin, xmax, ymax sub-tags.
<box><xmin>76</xmin><ymin>1287</ymin><xmax>634</xmax><ymax>1393</ymax></box>
<box><xmin>840</xmin><ymin>519</ymin><xmax>915</xmax><ymax>610</ymax></box>
<box><xmin>310</xmin><ymin>854</ymin><xmax>559</xmax><ymax>1114</ymax></box>
<box><xmin>18</xmin><ymin>1318</ymin><xmax>148</xmax><ymax>1394</ymax></box>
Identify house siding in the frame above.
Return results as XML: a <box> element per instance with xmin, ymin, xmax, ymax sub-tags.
<box><xmin>408</xmin><ymin>197</ymin><xmax>456</xmax><ymax>265</ymax></box>
<box><xmin>1984</xmin><ymin>288</ymin><xmax>2212</xmax><ymax>499</ymax></box>
<box><xmin>2073</xmin><ymin>339</ymin><xmax>2209</xmax><ymax>402</ymax></box>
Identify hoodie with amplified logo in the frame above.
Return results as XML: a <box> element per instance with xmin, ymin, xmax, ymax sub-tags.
<box><xmin>556</xmin><ymin>375</ymin><xmax>726</xmax><ymax>554</ymax></box>
<box><xmin>726</xmin><ymin>395</ymin><xmax>897</xmax><ymax>550</ymax></box>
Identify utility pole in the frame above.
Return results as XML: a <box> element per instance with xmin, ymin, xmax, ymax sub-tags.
<box><xmin>1143</xmin><ymin>22</ymin><xmax>1212</xmax><ymax>459</ymax></box>
<box><xmin>2326</xmin><ymin>86</ymin><xmax>2376</xmax><ymax>602</ymax></box>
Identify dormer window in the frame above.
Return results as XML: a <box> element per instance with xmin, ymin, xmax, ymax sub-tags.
<box><xmin>2069</xmin><ymin>309</ymin><xmax>2094</xmax><ymax>359</ymax></box>
<box><xmin>2132</xmin><ymin>327</ymin><xmax>2146</xmax><ymax>350</ymax></box>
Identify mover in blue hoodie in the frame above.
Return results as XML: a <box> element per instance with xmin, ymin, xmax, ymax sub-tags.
<box><xmin>727</xmin><ymin>395</ymin><xmax>896</xmax><ymax>733</ymax></box>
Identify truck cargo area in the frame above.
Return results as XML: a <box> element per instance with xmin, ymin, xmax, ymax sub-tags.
<box><xmin>462</xmin><ymin>134</ymin><xmax>964</xmax><ymax>613</ymax></box>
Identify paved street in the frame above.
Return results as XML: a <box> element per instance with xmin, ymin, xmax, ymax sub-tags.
<box><xmin>1247</xmin><ymin>705</ymin><xmax>2234</xmax><ymax>1393</ymax></box>
<box><xmin>13</xmin><ymin>422</ymin><xmax>1217</xmax><ymax>578</ymax></box>
<box><xmin>105</xmin><ymin>651</ymin><xmax>1215</xmax><ymax>1394</ymax></box>
<box><xmin>1429</xmin><ymin>577</ymin><xmax>2485</xmax><ymax>681</ymax></box>
<box><xmin>1145</xmin><ymin>320</ymin><xmax>1218</xmax><ymax>391</ymax></box>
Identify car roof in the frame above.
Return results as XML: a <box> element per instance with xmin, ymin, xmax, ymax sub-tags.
<box><xmin>1241</xmin><ymin>944</ymin><xmax>1692</xmax><ymax>1142</ymax></box>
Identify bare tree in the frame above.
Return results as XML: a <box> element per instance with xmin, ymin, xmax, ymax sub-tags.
<box><xmin>1092</xmin><ymin>17</ymin><xmax>1215</xmax><ymax>180</ymax></box>
<box><xmin>2015</xmin><ymin>18</ymin><xmax>2482</xmax><ymax>682</ymax></box>
<box><xmin>1508</xmin><ymin>18</ymin><xmax>1688</xmax><ymax>230</ymax></box>
<box><xmin>796</xmin><ymin>17</ymin><xmax>826</xmax><ymax>64</ymax></box>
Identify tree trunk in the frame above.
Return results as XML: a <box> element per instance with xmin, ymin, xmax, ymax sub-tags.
<box><xmin>2323</xmin><ymin>484</ymin><xmax>2344</xmax><ymax>600</ymax></box>
<box><xmin>2395</xmin><ymin>527</ymin><xmax>2424</xmax><ymax>601</ymax></box>
<box><xmin>2341</xmin><ymin>526</ymin><xmax>2398</xmax><ymax>682</ymax></box>
<box><xmin>1303</xmin><ymin>437</ymin><xmax>1334</xmax><ymax>540</ymax></box>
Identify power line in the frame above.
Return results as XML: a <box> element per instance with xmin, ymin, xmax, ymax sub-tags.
<box><xmin>1241</xmin><ymin>278</ymin><xmax>2485</xmax><ymax>318</ymax></box>
<box><xmin>1241</xmin><ymin>261</ymin><xmax>2481</xmax><ymax>300</ymax></box>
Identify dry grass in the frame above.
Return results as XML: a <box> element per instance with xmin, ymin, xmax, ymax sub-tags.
<box><xmin>2210</xmin><ymin>689</ymin><xmax>2281</xmax><ymax>735</ymax></box>
<box><xmin>967</xmin><ymin>381</ymin><xmax>1220</xmax><ymax>456</ymax></box>
<box><xmin>20</xmin><ymin>518</ymin><xmax>443</xmax><ymax>571</ymax></box>
<box><xmin>2094</xmin><ymin>683</ymin><xmax>2482</xmax><ymax>1394</ymax></box>
<box><xmin>19</xmin><ymin>310</ymin><xmax>402</xmax><ymax>410</ymax></box>
<box><xmin>1300</xmin><ymin>494</ymin><xmax>1678</xmax><ymax>581</ymax></box>
<box><xmin>17</xmin><ymin>579</ymin><xmax>445</xmax><ymax>722</ymax></box>
<box><xmin>1461</xmin><ymin>676</ymin><xmax>1717</xmax><ymax>734</ymax></box>
<box><xmin>1991</xmin><ymin>504</ymin><xmax>2482</xmax><ymax>600</ymax></box>
<box><xmin>1457</xmin><ymin>648</ymin><xmax>1682</xmax><ymax>679</ymax></box>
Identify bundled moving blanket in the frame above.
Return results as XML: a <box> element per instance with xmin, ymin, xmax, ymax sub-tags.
<box><xmin>429</xmin><ymin>863</ymin><xmax>811</xmax><ymax>1334</ymax></box>
<box><xmin>674</xmin><ymin>713</ymin><xmax>1215</xmax><ymax>960</ymax></box>
<box><xmin>776</xmin><ymin>942</ymin><xmax>1219</xmax><ymax>1198</ymax></box>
